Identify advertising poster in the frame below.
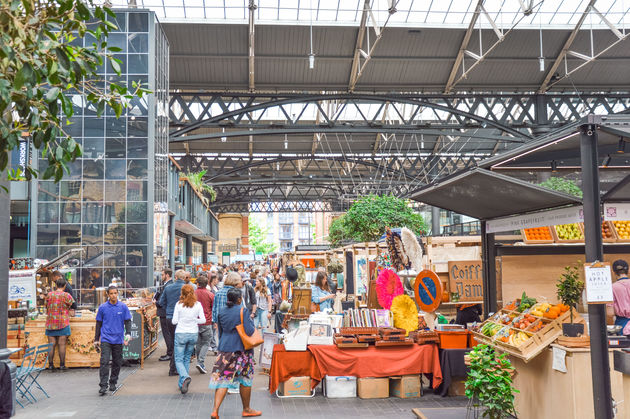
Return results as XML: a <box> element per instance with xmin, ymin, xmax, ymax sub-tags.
<box><xmin>9</xmin><ymin>269</ymin><xmax>37</xmax><ymax>307</ymax></box>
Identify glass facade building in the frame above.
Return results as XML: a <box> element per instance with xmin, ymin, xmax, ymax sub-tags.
<box><xmin>31</xmin><ymin>10</ymin><xmax>169</xmax><ymax>305</ymax></box>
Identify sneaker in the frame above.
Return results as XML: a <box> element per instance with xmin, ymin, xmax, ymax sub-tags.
<box><xmin>99</xmin><ymin>387</ymin><xmax>107</xmax><ymax>396</ymax></box>
<box><xmin>159</xmin><ymin>355</ymin><xmax>171</xmax><ymax>361</ymax></box>
<box><xmin>196</xmin><ymin>364</ymin><xmax>207</xmax><ymax>374</ymax></box>
<box><xmin>181</xmin><ymin>377</ymin><xmax>191</xmax><ymax>394</ymax></box>
<box><xmin>228</xmin><ymin>387</ymin><xmax>240</xmax><ymax>394</ymax></box>
<box><xmin>168</xmin><ymin>371</ymin><xmax>179</xmax><ymax>376</ymax></box>
<box><xmin>109</xmin><ymin>383</ymin><xmax>117</xmax><ymax>392</ymax></box>
<box><xmin>59</xmin><ymin>365</ymin><xmax>68</xmax><ymax>371</ymax></box>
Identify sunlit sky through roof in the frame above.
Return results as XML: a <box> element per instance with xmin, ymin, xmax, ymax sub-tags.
<box><xmin>110</xmin><ymin>0</ymin><xmax>630</xmax><ymax>28</ymax></box>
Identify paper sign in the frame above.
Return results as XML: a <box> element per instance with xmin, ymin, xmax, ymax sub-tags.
<box><xmin>8</xmin><ymin>269</ymin><xmax>37</xmax><ymax>307</ymax></box>
<box><xmin>552</xmin><ymin>347</ymin><xmax>567</xmax><ymax>373</ymax></box>
<box><xmin>603</xmin><ymin>203</ymin><xmax>630</xmax><ymax>221</ymax></box>
<box><xmin>584</xmin><ymin>262</ymin><xmax>613</xmax><ymax>304</ymax></box>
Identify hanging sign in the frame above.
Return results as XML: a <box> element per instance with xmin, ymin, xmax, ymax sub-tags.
<box><xmin>414</xmin><ymin>269</ymin><xmax>442</xmax><ymax>312</ymax></box>
<box><xmin>448</xmin><ymin>261</ymin><xmax>483</xmax><ymax>302</ymax></box>
<box><xmin>584</xmin><ymin>262</ymin><xmax>613</xmax><ymax>304</ymax></box>
<box><xmin>603</xmin><ymin>203</ymin><xmax>630</xmax><ymax>221</ymax></box>
<box><xmin>487</xmin><ymin>205</ymin><xmax>583</xmax><ymax>233</ymax></box>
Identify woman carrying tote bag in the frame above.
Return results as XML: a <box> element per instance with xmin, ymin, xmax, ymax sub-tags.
<box><xmin>209</xmin><ymin>288</ymin><xmax>262</xmax><ymax>419</ymax></box>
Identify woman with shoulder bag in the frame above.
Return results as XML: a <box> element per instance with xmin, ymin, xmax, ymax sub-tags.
<box><xmin>209</xmin><ymin>288</ymin><xmax>262</xmax><ymax>419</ymax></box>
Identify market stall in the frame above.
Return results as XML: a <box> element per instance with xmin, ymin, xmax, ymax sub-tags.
<box><xmin>410</xmin><ymin>115</ymin><xmax>630</xmax><ymax>417</ymax></box>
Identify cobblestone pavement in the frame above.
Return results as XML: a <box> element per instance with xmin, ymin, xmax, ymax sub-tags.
<box><xmin>13</xmin><ymin>341</ymin><xmax>469</xmax><ymax>419</ymax></box>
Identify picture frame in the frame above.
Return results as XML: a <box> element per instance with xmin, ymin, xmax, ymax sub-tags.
<box><xmin>259</xmin><ymin>332</ymin><xmax>280</xmax><ymax>369</ymax></box>
<box><xmin>309</xmin><ymin>323</ymin><xmax>332</xmax><ymax>338</ymax></box>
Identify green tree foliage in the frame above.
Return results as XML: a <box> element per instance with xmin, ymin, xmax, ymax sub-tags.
<box><xmin>537</xmin><ymin>177</ymin><xmax>583</xmax><ymax>198</ymax></box>
<box><xmin>0</xmin><ymin>0</ymin><xmax>148</xmax><ymax>182</ymax></box>
<box><xmin>248</xmin><ymin>217</ymin><xmax>278</xmax><ymax>255</ymax></box>
<box><xmin>327</xmin><ymin>195</ymin><xmax>428</xmax><ymax>247</ymax></box>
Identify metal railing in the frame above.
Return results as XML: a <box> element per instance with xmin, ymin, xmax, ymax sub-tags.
<box><xmin>441</xmin><ymin>221</ymin><xmax>481</xmax><ymax>236</ymax></box>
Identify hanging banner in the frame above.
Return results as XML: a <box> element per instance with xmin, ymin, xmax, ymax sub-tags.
<box><xmin>486</xmin><ymin>205</ymin><xmax>583</xmax><ymax>233</ymax></box>
<box><xmin>603</xmin><ymin>203</ymin><xmax>630</xmax><ymax>221</ymax></box>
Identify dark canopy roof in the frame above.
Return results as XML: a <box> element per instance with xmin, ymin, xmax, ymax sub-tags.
<box><xmin>409</xmin><ymin>168</ymin><xmax>582</xmax><ymax>220</ymax></box>
<box><xmin>480</xmin><ymin>115</ymin><xmax>630</xmax><ymax>170</ymax></box>
<box><xmin>602</xmin><ymin>174</ymin><xmax>630</xmax><ymax>202</ymax></box>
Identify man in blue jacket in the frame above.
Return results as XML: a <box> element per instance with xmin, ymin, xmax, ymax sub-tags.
<box><xmin>159</xmin><ymin>269</ymin><xmax>186</xmax><ymax>376</ymax></box>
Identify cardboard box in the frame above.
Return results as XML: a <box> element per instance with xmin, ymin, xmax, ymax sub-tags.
<box><xmin>448</xmin><ymin>377</ymin><xmax>467</xmax><ymax>396</ymax></box>
<box><xmin>278</xmin><ymin>376</ymin><xmax>312</xmax><ymax>397</ymax></box>
<box><xmin>357</xmin><ymin>377</ymin><xmax>389</xmax><ymax>399</ymax></box>
<box><xmin>390</xmin><ymin>375</ymin><xmax>421</xmax><ymax>398</ymax></box>
<box><xmin>324</xmin><ymin>376</ymin><xmax>357</xmax><ymax>398</ymax></box>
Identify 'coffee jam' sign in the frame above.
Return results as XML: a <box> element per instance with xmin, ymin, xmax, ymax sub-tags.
<box><xmin>448</xmin><ymin>260</ymin><xmax>483</xmax><ymax>302</ymax></box>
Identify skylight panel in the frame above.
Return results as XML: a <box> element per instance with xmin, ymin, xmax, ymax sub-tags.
<box><xmin>258</xmin><ymin>7</ymin><xmax>277</xmax><ymax>20</ymax></box>
<box><xmin>406</xmin><ymin>11</ymin><xmax>427</xmax><ymax>24</ymax></box>
<box><xmin>142</xmin><ymin>0</ymin><xmax>164</xmax><ymax>7</ymax></box>
<box><xmin>337</xmin><ymin>9</ymin><xmax>358</xmax><ymax>22</ymax></box>
<box><xmin>278</xmin><ymin>7</ymin><xmax>299</xmax><ymax>21</ymax></box>
<box><xmin>164</xmin><ymin>6</ymin><xmax>186</xmax><ymax>18</ymax></box>
<box><xmin>204</xmin><ymin>0</ymin><xmax>223</xmax><ymax>6</ymax></box>
<box><xmin>225</xmin><ymin>6</ymin><xmax>246</xmax><ymax>19</ymax></box>
<box><xmin>317</xmin><ymin>9</ymin><xmax>338</xmax><ymax>22</ymax></box>
<box><xmin>184</xmin><ymin>0</ymin><xmax>205</xmax><ymax>7</ymax></box>
<box><xmin>426</xmin><ymin>12</ymin><xmax>447</xmax><ymax>24</ymax></box>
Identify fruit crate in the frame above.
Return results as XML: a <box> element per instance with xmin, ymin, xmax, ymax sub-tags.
<box><xmin>599</xmin><ymin>221</ymin><xmax>619</xmax><ymax>243</ymax></box>
<box><xmin>472</xmin><ymin>308</ymin><xmax>584</xmax><ymax>362</ymax></box>
<box><xmin>551</xmin><ymin>223</ymin><xmax>584</xmax><ymax>243</ymax></box>
<box><xmin>521</xmin><ymin>227</ymin><xmax>555</xmax><ymax>244</ymax></box>
<box><xmin>611</xmin><ymin>220</ymin><xmax>630</xmax><ymax>243</ymax></box>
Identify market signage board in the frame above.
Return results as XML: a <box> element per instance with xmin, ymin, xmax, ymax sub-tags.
<box><xmin>584</xmin><ymin>262</ymin><xmax>613</xmax><ymax>304</ymax></box>
<box><xmin>448</xmin><ymin>261</ymin><xmax>483</xmax><ymax>302</ymax></box>
<box><xmin>486</xmin><ymin>205</ymin><xmax>583</xmax><ymax>233</ymax></box>
<box><xmin>8</xmin><ymin>269</ymin><xmax>37</xmax><ymax>307</ymax></box>
<box><xmin>603</xmin><ymin>203</ymin><xmax>630</xmax><ymax>221</ymax></box>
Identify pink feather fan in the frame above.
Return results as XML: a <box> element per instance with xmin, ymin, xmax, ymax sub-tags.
<box><xmin>376</xmin><ymin>268</ymin><xmax>404</xmax><ymax>309</ymax></box>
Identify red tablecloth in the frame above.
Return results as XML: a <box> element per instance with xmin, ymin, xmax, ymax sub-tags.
<box><xmin>308</xmin><ymin>343</ymin><xmax>443</xmax><ymax>389</ymax></box>
<box><xmin>269</xmin><ymin>344</ymin><xmax>323</xmax><ymax>394</ymax></box>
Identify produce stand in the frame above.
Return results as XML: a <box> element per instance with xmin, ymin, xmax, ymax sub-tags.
<box><xmin>410</xmin><ymin>115</ymin><xmax>630</xmax><ymax>416</ymax></box>
<box><xmin>510</xmin><ymin>345</ymin><xmax>625</xmax><ymax>419</ymax></box>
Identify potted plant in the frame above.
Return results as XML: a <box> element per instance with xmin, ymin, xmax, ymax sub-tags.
<box><xmin>465</xmin><ymin>344</ymin><xmax>518</xmax><ymax>419</ymax></box>
<box><xmin>179</xmin><ymin>170</ymin><xmax>216</xmax><ymax>208</ymax></box>
<box><xmin>556</xmin><ymin>264</ymin><xmax>585</xmax><ymax>337</ymax></box>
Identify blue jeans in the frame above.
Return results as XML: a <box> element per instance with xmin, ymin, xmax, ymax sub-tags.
<box><xmin>254</xmin><ymin>309</ymin><xmax>268</xmax><ymax>329</ymax></box>
<box><xmin>174</xmin><ymin>333</ymin><xmax>198</xmax><ymax>388</ymax></box>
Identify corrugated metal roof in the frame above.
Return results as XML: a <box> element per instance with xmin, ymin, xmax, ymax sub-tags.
<box><xmin>163</xmin><ymin>22</ymin><xmax>630</xmax><ymax>92</ymax></box>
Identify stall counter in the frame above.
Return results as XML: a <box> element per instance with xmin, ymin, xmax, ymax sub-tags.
<box><xmin>511</xmin><ymin>344</ymin><xmax>624</xmax><ymax>419</ymax></box>
<box><xmin>25</xmin><ymin>315</ymin><xmax>100</xmax><ymax>368</ymax></box>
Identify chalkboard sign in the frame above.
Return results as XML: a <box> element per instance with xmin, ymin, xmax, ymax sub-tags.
<box><xmin>122</xmin><ymin>310</ymin><xmax>142</xmax><ymax>360</ymax></box>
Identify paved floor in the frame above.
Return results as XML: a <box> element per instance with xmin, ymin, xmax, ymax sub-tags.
<box><xmin>14</xmin><ymin>340</ymin><xmax>469</xmax><ymax>419</ymax></box>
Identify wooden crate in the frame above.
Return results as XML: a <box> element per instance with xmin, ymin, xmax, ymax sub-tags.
<box><xmin>611</xmin><ymin>220</ymin><xmax>630</xmax><ymax>243</ymax></box>
<box><xmin>551</xmin><ymin>223</ymin><xmax>584</xmax><ymax>243</ymax></box>
<box><xmin>521</xmin><ymin>227</ymin><xmax>555</xmax><ymax>244</ymax></box>
<box><xmin>599</xmin><ymin>221</ymin><xmax>619</xmax><ymax>243</ymax></box>
<box><xmin>472</xmin><ymin>308</ymin><xmax>584</xmax><ymax>362</ymax></box>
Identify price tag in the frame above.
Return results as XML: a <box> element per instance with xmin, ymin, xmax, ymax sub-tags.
<box><xmin>584</xmin><ymin>262</ymin><xmax>613</xmax><ymax>304</ymax></box>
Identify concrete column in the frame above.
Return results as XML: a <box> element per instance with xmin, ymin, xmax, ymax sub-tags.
<box><xmin>431</xmin><ymin>206</ymin><xmax>441</xmax><ymax>236</ymax></box>
<box><xmin>169</xmin><ymin>214</ymin><xmax>175</xmax><ymax>270</ymax></box>
<box><xmin>202</xmin><ymin>241</ymin><xmax>208</xmax><ymax>263</ymax></box>
<box><xmin>241</xmin><ymin>215</ymin><xmax>249</xmax><ymax>255</ymax></box>
<box><xmin>186</xmin><ymin>234</ymin><xmax>193</xmax><ymax>265</ymax></box>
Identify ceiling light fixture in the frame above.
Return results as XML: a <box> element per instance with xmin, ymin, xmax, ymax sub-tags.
<box><xmin>618</xmin><ymin>137</ymin><xmax>626</xmax><ymax>153</ymax></box>
<box><xmin>221</xmin><ymin>127</ymin><xmax>226</xmax><ymax>142</ymax></box>
<box><xmin>308</xmin><ymin>0</ymin><xmax>315</xmax><ymax>70</ymax></box>
<box><xmin>538</xmin><ymin>24</ymin><xmax>544</xmax><ymax>72</ymax></box>
<box><xmin>284</xmin><ymin>134</ymin><xmax>288</xmax><ymax>150</ymax></box>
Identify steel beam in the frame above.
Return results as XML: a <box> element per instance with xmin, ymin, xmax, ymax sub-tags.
<box><xmin>445</xmin><ymin>0</ymin><xmax>484</xmax><ymax>94</ymax></box>
<box><xmin>538</xmin><ymin>0</ymin><xmax>597</xmax><ymax>93</ymax></box>
<box><xmin>248</xmin><ymin>0</ymin><xmax>256</xmax><ymax>92</ymax></box>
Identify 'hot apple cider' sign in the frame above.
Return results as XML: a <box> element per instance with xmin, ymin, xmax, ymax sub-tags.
<box><xmin>448</xmin><ymin>260</ymin><xmax>483</xmax><ymax>302</ymax></box>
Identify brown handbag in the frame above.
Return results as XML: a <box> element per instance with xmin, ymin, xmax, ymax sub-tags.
<box><xmin>236</xmin><ymin>307</ymin><xmax>264</xmax><ymax>350</ymax></box>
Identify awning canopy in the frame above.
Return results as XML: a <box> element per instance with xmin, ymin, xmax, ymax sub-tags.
<box><xmin>410</xmin><ymin>168</ymin><xmax>582</xmax><ymax>220</ymax></box>
<box><xmin>602</xmin><ymin>174</ymin><xmax>630</xmax><ymax>202</ymax></box>
<box><xmin>480</xmin><ymin>115</ymin><xmax>630</xmax><ymax>170</ymax></box>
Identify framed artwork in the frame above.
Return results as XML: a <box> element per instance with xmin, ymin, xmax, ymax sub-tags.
<box><xmin>356</xmin><ymin>256</ymin><xmax>368</xmax><ymax>295</ymax></box>
<box><xmin>309</xmin><ymin>323</ymin><xmax>332</xmax><ymax>337</ymax></box>
<box><xmin>259</xmin><ymin>332</ymin><xmax>280</xmax><ymax>369</ymax></box>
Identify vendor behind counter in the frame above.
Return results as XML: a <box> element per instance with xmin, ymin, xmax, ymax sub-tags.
<box><xmin>607</xmin><ymin>259</ymin><xmax>630</xmax><ymax>334</ymax></box>
<box><xmin>454</xmin><ymin>304</ymin><xmax>482</xmax><ymax>325</ymax></box>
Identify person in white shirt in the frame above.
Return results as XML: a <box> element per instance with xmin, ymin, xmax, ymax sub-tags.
<box><xmin>172</xmin><ymin>284</ymin><xmax>206</xmax><ymax>394</ymax></box>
